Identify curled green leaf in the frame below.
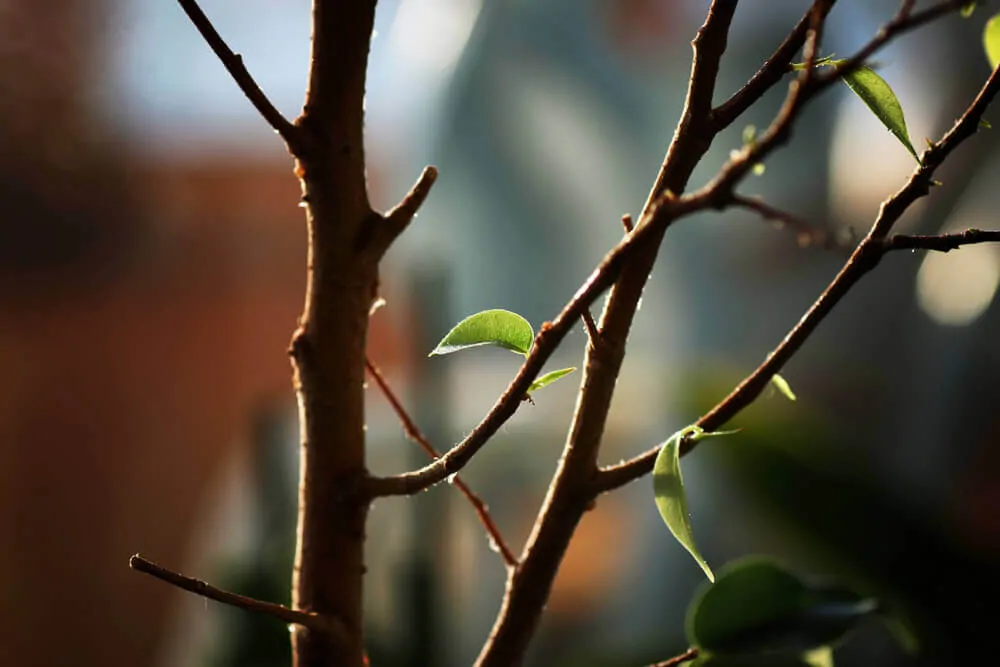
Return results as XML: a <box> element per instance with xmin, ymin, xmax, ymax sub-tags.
<box><xmin>841</xmin><ymin>65</ymin><xmax>919</xmax><ymax>161</ymax></box>
<box><xmin>985</xmin><ymin>13</ymin><xmax>1000</xmax><ymax>69</ymax></box>
<box><xmin>430</xmin><ymin>309</ymin><xmax>534</xmax><ymax>356</ymax></box>
<box><xmin>654</xmin><ymin>426</ymin><xmax>737</xmax><ymax>582</ymax></box>
<box><xmin>527</xmin><ymin>367</ymin><xmax>576</xmax><ymax>395</ymax></box>
<box><xmin>771</xmin><ymin>374</ymin><xmax>797</xmax><ymax>402</ymax></box>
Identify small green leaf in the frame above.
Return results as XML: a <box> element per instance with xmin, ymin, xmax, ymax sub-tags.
<box><xmin>686</xmin><ymin>557</ymin><xmax>878</xmax><ymax>655</ymax></box>
<box><xmin>430</xmin><ymin>309</ymin><xmax>534</xmax><ymax>356</ymax></box>
<box><xmin>962</xmin><ymin>2</ymin><xmax>980</xmax><ymax>19</ymax></box>
<box><xmin>984</xmin><ymin>13</ymin><xmax>1000</xmax><ymax>69</ymax></box>
<box><xmin>654</xmin><ymin>426</ymin><xmax>737</xmax><ymax>582</ymax></box>
<box><xmin>527</xmin><ymin>367</ymin><xmax>576</xmax><ymax>394</ymax></box>
<box><xmin>771</xmin><ymin>374</ymin><xmax>797</xmax><ymax>401</ymax></box>
<box><xmin>752</xmin><ymin>162</ymin><xmax>766</xmax><ymax>176</ymax></box>
<box><xmin>841</xmin><ymin>65</ymin><xmax>919</xmax><ymax>160</ymax></box>
<box><xmin>981</xmin><ymin>118</ymin><xmax>993</xmax><ymax>129</ymax></box>
<box><xmin>742</xmin><ymin>124</ymin><xmax>757</xmax><ymax>146</ymax></box>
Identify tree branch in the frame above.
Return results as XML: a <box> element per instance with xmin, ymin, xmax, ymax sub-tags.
<box><xmin>366</xmin><ymin>189</ymin><xmax>697</xmax><ymax>498</ymax></box>
<box><xmin>473</xmin><ymin>3</ymin><xmax>742</xmax><ymax>665</ymax></box>
<box><xmin>883</xmin><ymin>229</ymin><xmax>1000</xmax><ymax>252</ymax></box>
<box><xmin>711</xmin><ymin>5</ymin><xmax>816</xmax><ymax>130</ymax></box>
<box><xmin>648</xmin><ymin>648</ymin><xmax>700</xmax><ymax>667</ymax></box>
<box><xmin>129</xmin><ymin>554</ymin><xmax>346</xmax><ymax>639</ymax></box>
<box><xmin>175</xmin><ymin>0</ymin><xmax>300</xmax><ymax>149</ymax></box>
<box><xmin>368</xmin><ymin>166</ymin><xmax>439</xmax><ymax>257</ymax></box>
<box><xmin>594</xmin><ymin>60</ymin><xmax>1000</xmax><ymax>494</ymax></box>
<box><xmin>364</xmin><ymin>357</ymin><xmax>518</xmax><ymax>569</ymax></box>
<box><xmin>731</xmin><ymin>194</ymin><xmax>852</xmax><ymax>252</ymax></box>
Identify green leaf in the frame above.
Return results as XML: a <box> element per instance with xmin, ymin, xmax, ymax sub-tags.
<box><xmin>686</xmin><ymin>557</ymin><xmax>878</xmax><ymax>655</ymax></box>
<box><xmin>527</xmin><ymin>367</ymin><xmax>576</xmax><ymax>394</ymax></box>
<box><xmin>962</xmin><ymin>2</ymin><xmax>980</xmax><ymax>19</ymax></box>
<box><xmin>801</xmin><ymin>646</ymin><xmax>834</xmax><ymax>667</ymax></box>
<box><xmin>771</xmin><ymin>374</ymin><xmax>797</xmax><ymax>401</ymax></box>
<box><xmin>429</xmin><ymin>309</ymin><xmax>534</xmax><ymax>356</ymax></box>
<box><xmin>985</xmin><ymin>13</ymin><xmax>1000</xmax><ymax>69</ymax></box>
<box><xmin>841</xmin><ymin>65</ymin><xmax>918</xmax><ymax>160</ymax></box>
<box><xmin>654</xmin><ymin>426</ymin><xmax>737</xmax><ymax>582</ymax></box>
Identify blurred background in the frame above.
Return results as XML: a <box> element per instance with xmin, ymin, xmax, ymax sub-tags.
<box><xmin>1</xmin><ymin>1</ymin><xmax>998</xmax><ymax>665</ymax></box>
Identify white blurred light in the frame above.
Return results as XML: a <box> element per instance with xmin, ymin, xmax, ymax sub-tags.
<box><xmin>916</xmin><ymin>238</ymin><xmax>1000</xmax><ymax>326</ymax></box>
<box><xmin>387</xmin><ymin>0</ymin><xmax>481</xmax><ymax>73</ymax></box>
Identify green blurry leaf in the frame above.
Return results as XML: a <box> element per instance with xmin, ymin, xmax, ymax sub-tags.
<box><xmin>962</xmin><ymin>2</ymin><xmax>980</xmax><ymax>19</ymax></box>
<box><xmin>801</xmin><ymin>646</ymin><xmax>834</xmax><ymax>667</ymax></box>
<box><xmin>752</xmin><ymin>162</ymin><xmax>766</xmax><ymax>176</ymax></box>
<box><xmin>742</xmin><ymin>124</ymin><xmax>757</xmax><ymax>146</ymax></box>
<box><xmin>841</xmin><ymin>65</ymin><xmax>919</xmax><ymax>160</ymax></box>
<box><xmin>654</xmin><ymin>426</ymin><xmax>737</xmax><ymax>582</ymax></box>
<box><xmin>771</xmin><ymin>374</ymin><xmax>797</xmax><ymax>401</ymax></box>
<box><xmin>527</xmin><ymin>367</ymin><xmax>576</xmax><ymax>394</ymax></box>
<box><xmin>686</xmin><ymin>557</ymin><xmax>878</xmax><ymax>655</ymax></box>
<box><xmin>985</xmin><ymin>13</ymin><xmax>1000</xmax><ymax>69</ymax></box>
<box><xmin>430</xmin><ymin>309</ymin><xmax>534</xmax><ymax>356</ymax></box>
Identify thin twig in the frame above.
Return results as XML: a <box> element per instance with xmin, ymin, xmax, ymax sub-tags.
<box><xmin>883</xmin><ymin>229</ymin><xmax>1000</xmax><ymax>252</ymax></box>
<box><xmin>373</xmin><ymin>166</ymin><xmax>439</xmax><ymax>255</ymax></box>
<box><xmin>731</xmin><ymin>194</ymin><xmax>852</xmax><ymax>252</ymax></box>
<box><xmin>712</xmin><ymin>5</ymin><xmax>820</xmax><ymax>130</ymax></box>
<box><xmin>129</xmin><ymin>554</ymin><xmax>346</xmax><ymax>638</ymax></box>
<box><xmin>648</xmin><ymin>648</ymin><xmax>700</xmax><ymax>667</ymax></box>
<box><xmin>595</xmin><ymin>61</ymin><xmax>1000</xmax><ymax>494</ymax></box>
<box><xmin>175</xmin><ymin>0</ymin><xmax>299</xmax><ymax>149</ymax></box>
<box><xmin>364</xmin><ymin>357</ymin><xmax>518</xmax><ymax>569</ymax></box>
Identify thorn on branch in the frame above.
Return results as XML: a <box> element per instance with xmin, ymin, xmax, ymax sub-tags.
<box><xmin>129</xmin><ymin>554</ymin><xmax>346</xmax><ymax>637</ymax></box>
<box><xmin>621</xmin><ymin>214</ymin><xmax>635</xmax><ymax>233</ymax></box>
<box><xmin>582</xmin><ymin>310</ymin><xmax>602</xmax><ymax>351</ymax></box>
<box><xmin>176</xmin><ymin>0</ymin><xmax>299</xmax><ymax>150</ymax></box>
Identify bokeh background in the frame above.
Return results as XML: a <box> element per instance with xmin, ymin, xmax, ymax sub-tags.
<box><xmin>2</xmin><ymin>1</ymin><xmax>999</xmax><ymax>665</ymax></box>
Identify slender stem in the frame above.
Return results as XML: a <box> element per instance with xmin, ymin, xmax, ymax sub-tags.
<box><xmin>731</xmin><ymin>194</ymin><xmax>850</xmax><ymax>252</ymax></box>
<box><xmin>648</xmin><ymin>648</ymin><xmax>700</xmax><ymax>667</ymax></box>
<box><xmin>175</xmin><ymin>0</ymin><xmax>299</xmax><ymax>149</ymax></box>
<box><xmin>364</xmin><ymin>357</ymin><xmax>518</xmax><ymax>569</ymax></box>
<box><xmin>883</xmin><ymin>229</ymin><xmax>1000</xmax><ymax>252</ymax></box>
<box><xmin>129</xmin><ymin>555</ymin><xmax>346</xmax><ymax>639</ymax></box>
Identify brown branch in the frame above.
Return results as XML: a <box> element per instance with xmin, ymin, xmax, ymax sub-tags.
<box><xmin>473</xmin><ymin>4</ymin><xmax>742</xmax><ymax>665</ymax></box>
<box><xmin>731</xmin><ymin>194</ymin><xmax>852</xmax><ymax>252</ymax></box>
<box><xmin>648</xmin><ymin>648</ymin><xmax>700</xmax><ymax>667</ymax></box>
<box><xmin>364</xmin><ymin>357</ymin><xmax>518</xmax><ymax>569</ymax></box>
<box><xmin>883</xmin><ymin>229</ymin><xmax>1000</xmax><ymax>252</ymax></box>
<box><xmin>594</xmin><ymin>60</ymin><xmax>1000</xmax><ymax>494</ymax></box>
<box><xmin>372</xmin><ymin>166</ymin><xmax>439</xmax><ymax>256</ymax></box>
<box><xmin>175</xmin><ymin>0</ymin><xmax>299</xmax><ymax>149</ymax></box>
<box><xmin>711</xmin><ymin>5</ymin><xmax>818</xmax><ymax>130</ymax></box>
<box><xmin>129</xmin><ymin>554</ymin><xmax>346</xmax><ymax>638</ymax></box>
<box><xmin>621</xmin><ymin>214</ymin><xmax>635</xmax><ymax>233</ymax></box>
<box><xmin>365</xmin><ymin>188</ymin><xmax>697</xmax><ymax>498</ymax></box>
